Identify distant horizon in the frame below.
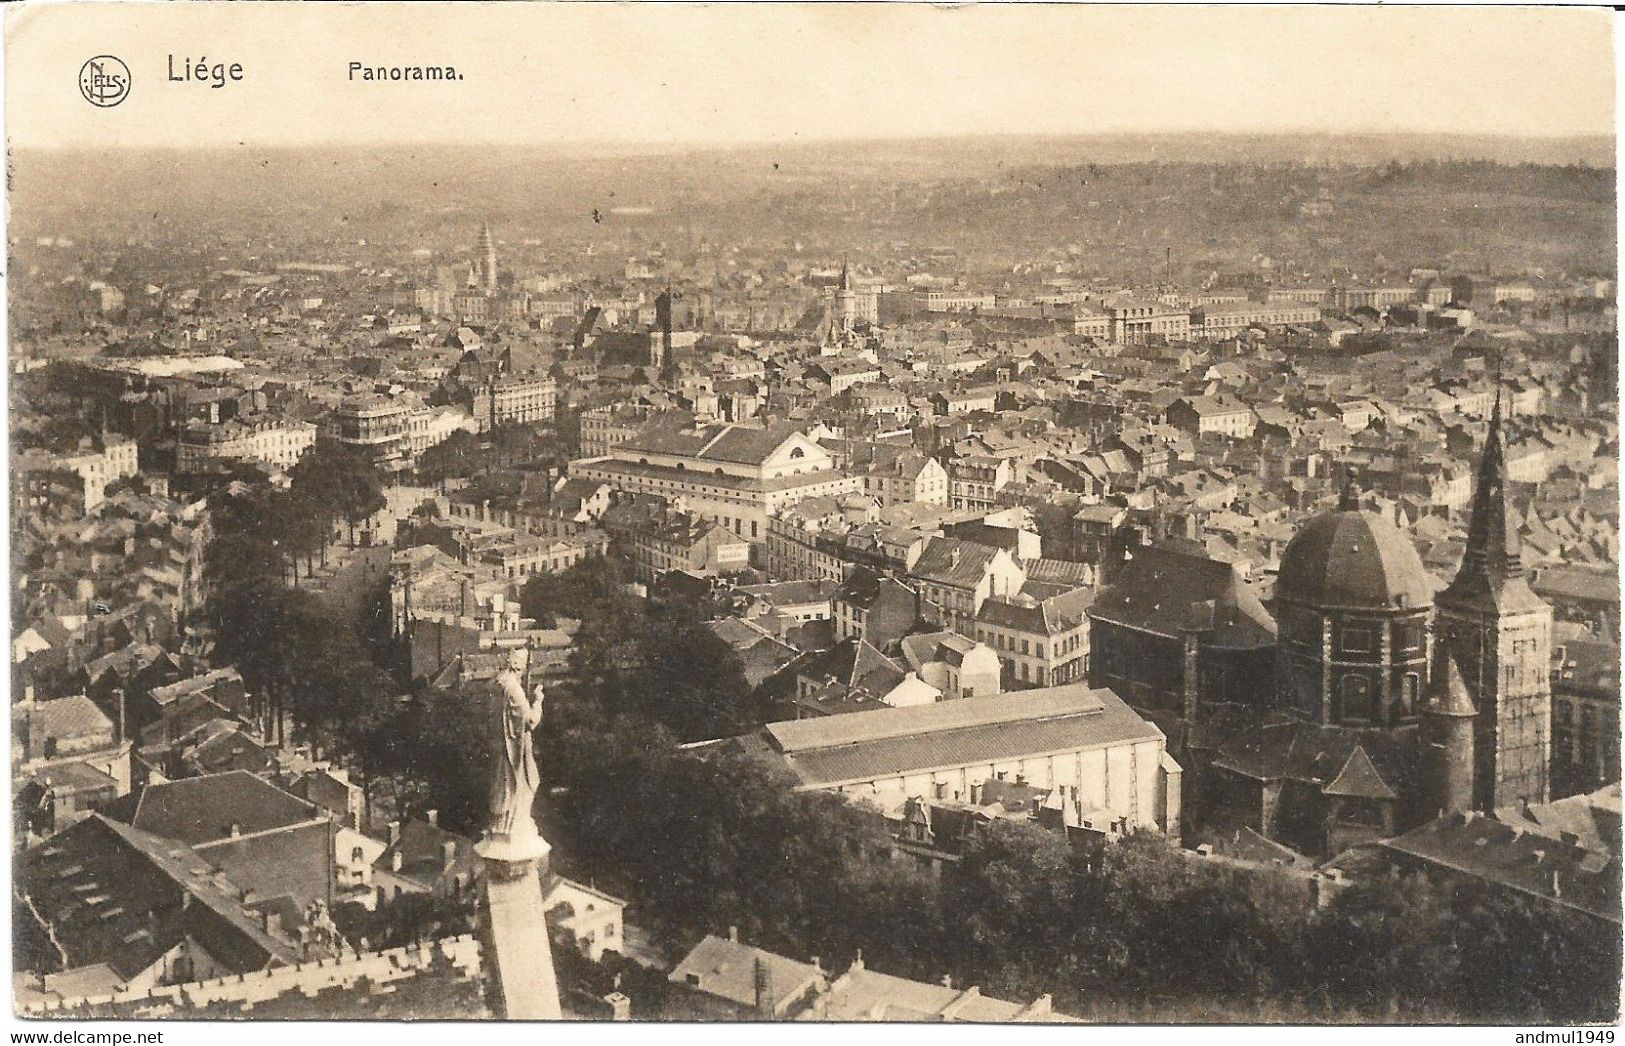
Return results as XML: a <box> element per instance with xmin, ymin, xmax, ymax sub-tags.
<box><xmin>7</xmin><ymin>129</ymin><xmax>1616</xmax><ymax>166</ymax></box>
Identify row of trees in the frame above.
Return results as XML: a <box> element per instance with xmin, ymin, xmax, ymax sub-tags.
<box><xmin>206</xmin><ymin>450</ymin><xmax>398</xmax><ymax>814</ymax></box>
<box><xmin>206</xmin><ymin>445</ymin><xmax>386</xmax><ymax>588</ymax></box>
<box><xmin>416</xmin><ymin>423</ymin><xmax>570</xmax><ymax>489</ymax></box>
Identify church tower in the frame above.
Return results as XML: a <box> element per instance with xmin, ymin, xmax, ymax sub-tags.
<box><xmin>1420</xmin><ymin>647</ymin><xmax>1476</xmax><ymax>817</ymax></box>
<box><xmin>477</xmin><ymin>222</ymin><xmax>498</xmax><ymax>293</ymax></box>
<box><xmin>835</xmin><ymin>260</ymin><xmax>857</xmax><ymax>339</ymax></box>
<box><xmin>653</xmin><ymin>288</ymin><xmax>674</xmax><ymax>377</ymax></box>
<box><xmin>1433</xmin><ymin>395</ymin><xmax>1553</xmax><ymax>811</ymax></box>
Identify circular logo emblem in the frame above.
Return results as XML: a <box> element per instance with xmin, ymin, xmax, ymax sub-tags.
<box><xmin>79</xmin><ymin>55</ymin><xmax>131</xmax><ymax>107</ymax></box>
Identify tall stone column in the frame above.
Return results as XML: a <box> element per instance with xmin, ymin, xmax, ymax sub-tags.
<box><xmin>476</xmin><ymin>833</ymin><xmax>561</xmax><ymax>1020</ymax></box>
<box><xmin>476</xmin><ymin>647</ymin><xmax>562</xmax><ymax>1019</ymax></box>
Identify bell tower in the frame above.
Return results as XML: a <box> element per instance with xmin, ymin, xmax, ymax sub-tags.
<box><xmin>1433</xmin><ymin>394</ymin><xmax>1553</xmax><ymax>811</ymax></box>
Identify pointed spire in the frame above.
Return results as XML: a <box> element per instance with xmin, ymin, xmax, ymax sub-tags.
<box><xmin>838</xmin><ymin>258</ymin><xmax>851</xmax><ymax>292</ymax></box>
<box><xmin>1454</xmin><ymin>390</ymin><xmax>1522</xmax><ymax>585</ymax></box>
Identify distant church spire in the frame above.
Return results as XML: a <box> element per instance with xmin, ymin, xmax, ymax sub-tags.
<box><xmin>832</xmin><ymin>258</ymin><xmax>857</xmax><ymax>347</ymax></box>
<box><xmin>477</xmin><ymin>222</ymin><xmax>498</xmax><ymax>293</ymax></box>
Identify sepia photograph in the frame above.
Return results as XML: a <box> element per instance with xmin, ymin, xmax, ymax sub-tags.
<box><xmin>3</xmin><ymin>0</ymin><xmax>1621</xmax><ymax>1028</ymax></box>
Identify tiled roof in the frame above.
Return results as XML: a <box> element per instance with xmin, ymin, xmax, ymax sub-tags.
<box><xmin>104</xmin><ymin>771</ymin><xmax>323</xmax><ymax>847</ymax></box>
<box><xmin>975</xmin><ymin>597</ymin><xmax>1047</xmax><ymax>633</ymax></box>
<box><xmin>375</xmin><ymin>818</ymin><xmax>475</xmax><ymax>889</ymax></box>
<box><xmin>1383</xmin><ymin>804</ymin><xmax>1620</xmax><ymax>925</ymax></box>
<box><xmin>22</xmin><ymin>815</ymin><xmax>298</xmax><ymax>982</ymax></box>
<box><xmin>1212</xmin><ymin>719</ymin><xmax>1417</xmax><ymax>800</ymax></box>
<box><xmin>25</xmin><ymin>696</ymin><xmax>113</xmax><ymax>743</ymax></box>
<box><xmin>911</xmin><ymin>537</ymin><xmax>1003</xmax><ymax>589</ymax></box>
<box><xmin>669</xmin><ymin>935</ymin><xmax>823</xmax><ymax>1014</ymax></box>
<box><xmin>30</xmin><ymin>761</ymin><xmax>119</xmax><ymax>796</ymax></box>
<box><xmin>814</xmin><ymin>965</ymin><xmax>1059</xmax><ymax>1022</ymax></box>
<box><xmin>1321</xmin><ymin>745</ymin><xmax>1399</xmax><ymax>800</ymax></box>
<box><xmin>1091</xmin><ymin>545</ymin><xmax>1275</xmax><ymax>647</ymax></box>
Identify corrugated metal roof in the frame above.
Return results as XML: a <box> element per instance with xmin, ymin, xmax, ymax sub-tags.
<box><xmin>766</xmin><ymin>686</ymin><xmax>1161</xmax><ymax>789</ymax></box>
<box><xmin>768</xmin><ymin>684</ymin><xmax>1107</xmax><ymax>753</ymax></box>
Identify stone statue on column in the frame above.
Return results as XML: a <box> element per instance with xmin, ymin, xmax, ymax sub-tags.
<box><xmin>485</xmin><ymin>645</ymin><xmax>546</xmax><ymax>852</ymax></box>
<box><xmin>474</xmin><ymin>644</ymin><xmax>562</xmax><ymax>1019</ymax></box>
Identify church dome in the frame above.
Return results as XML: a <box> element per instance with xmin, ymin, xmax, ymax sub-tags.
<box><xmin>1277</xmin><ymin>494</ymin><xmax>1433</xmax><ymax>612</ymax></box>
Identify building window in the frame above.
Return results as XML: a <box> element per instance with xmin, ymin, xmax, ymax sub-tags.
<box><xmin>1399</xmin><ymin>673</ymin><xmax>1419</xmax><ymax>717</ymax></box>
<box><xmin>1340</xmin><ymin>627</ymin><xmax>1373</xmax><ymax>654</ymax></box>
<box><xmin>1340</xmin><ymin>674</ymin><xmax>1374</xmax><ymax>723</ymax></box>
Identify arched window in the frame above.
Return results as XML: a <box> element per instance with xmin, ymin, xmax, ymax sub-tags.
<box><xmin>789</xmin><ymin>447</ymin><xmax>806</xmax><ymax>459</ymax></box>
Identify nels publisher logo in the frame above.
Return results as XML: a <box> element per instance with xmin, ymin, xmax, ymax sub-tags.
<box><xmin>79</xmin><ymin>55</ymin><xmax>131</xmax><ymax>107</ymax></box>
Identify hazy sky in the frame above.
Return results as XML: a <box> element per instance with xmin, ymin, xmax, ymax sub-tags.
<box><xmin>5</xmin><ymin>3</ymin><xmax>1616</xmax><ymax>150</ymax></box>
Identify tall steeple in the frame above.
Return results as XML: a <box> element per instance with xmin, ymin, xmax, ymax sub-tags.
<box><xmin>1447</xmin><ymin>391</ymin><xmax>1522</xmax><ymax>594</ymax></box>
<box><xmin>1434</xmin><ymin>389</ymin><xmax>1553</xmax><ymax>811</ymax></box>
<box><xmin>477</xmin><ymin>222</ymin><xmax>498</xmax><ymax>293</ymax></box>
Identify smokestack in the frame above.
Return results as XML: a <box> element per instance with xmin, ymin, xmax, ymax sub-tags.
<box><xmin>388</xmin><ymin>820</ymin><xmax>402</xmax><ymax>844</ymax></box>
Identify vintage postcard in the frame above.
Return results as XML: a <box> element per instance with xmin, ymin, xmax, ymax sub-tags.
<box><xmin>4</xmin><ymin>0</ymin><xmax>1620</xmax><ymax>1030</ymax></box>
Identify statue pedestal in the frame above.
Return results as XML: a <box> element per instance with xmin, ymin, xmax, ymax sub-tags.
<box><xmin>476</xmin><ymin>833</ymin><xmax>562</xmax><ymax>1020</ymax></box>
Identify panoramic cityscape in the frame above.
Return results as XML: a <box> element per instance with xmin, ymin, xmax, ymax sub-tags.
<box><xmin>5</xmin><ymin>2</ymin><xmax>1620</xmax><ymax>1028</ymax></box>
